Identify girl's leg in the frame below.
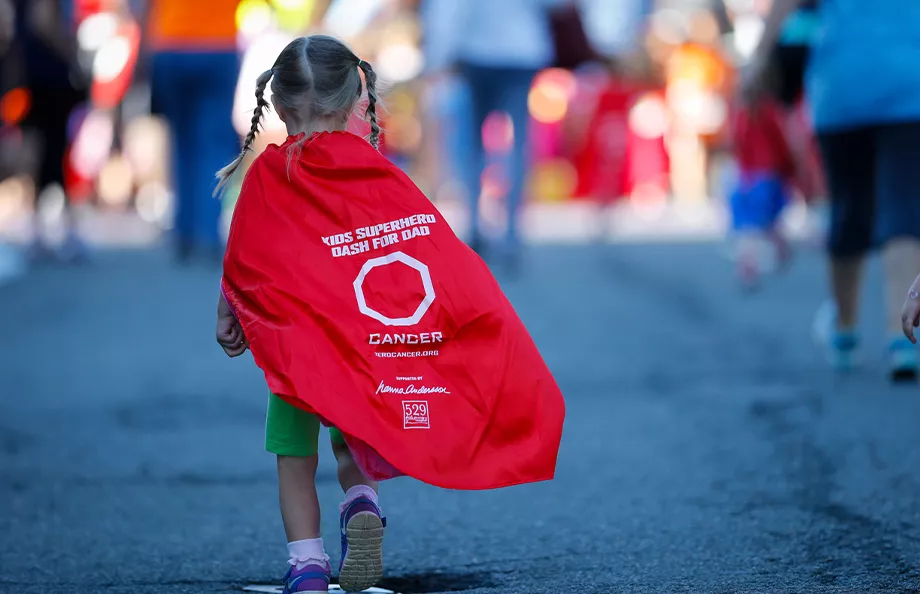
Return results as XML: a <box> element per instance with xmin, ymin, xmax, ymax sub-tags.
<box><xmin>277</xmin><ymin>454</ymin><xmax>321</xmax><ymax>542</ymax></box>
<box><xmin>330</xmin><ymin>430</ymin><xmax>384</xmax><ymax>592</ymax></box>
<box><xmin>265</xmin><ymin>393</ymin><xmax>331</xmax><ymax>592</ymax></box>
<box><xmin>331</xmin><ymin>433</ymin><xmax>378</xmax><ymax>494</ymax></box>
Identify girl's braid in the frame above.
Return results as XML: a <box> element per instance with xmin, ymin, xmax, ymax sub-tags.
<box><xmin>358</xmin><ymin>60</ymin><xmax>381</xmax><ymax>150</ymax></box>
<box><xmin>214</xmin><ymin>68</ymin><xmax>274</xmax><ymax>195</ymax></box>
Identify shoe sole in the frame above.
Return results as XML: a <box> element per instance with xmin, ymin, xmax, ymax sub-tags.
<box><xmin>339</xmin><ymin>511</ymin><xmax>384</xmax><ymax>592</ymax></box>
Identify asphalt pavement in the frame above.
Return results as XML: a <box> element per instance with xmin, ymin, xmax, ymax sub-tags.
<box><xmin>3</xmin><ymin>243</ymin><xmax>920</xmax><ymax>594</ymax></box>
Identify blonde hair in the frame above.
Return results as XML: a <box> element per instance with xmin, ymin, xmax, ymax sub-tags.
<box><xmin>214</xmin><ymin>35</ymin><xmax>381</xmax><ymax>195</ymax></box>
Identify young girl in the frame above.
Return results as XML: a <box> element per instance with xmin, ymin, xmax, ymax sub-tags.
<box><xmin>215</xmin><ymin>35</ymin><xmax>565</xmax><ymax>594</ymax></box>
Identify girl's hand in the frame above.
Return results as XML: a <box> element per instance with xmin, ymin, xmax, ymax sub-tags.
<box><xmin>901</xmin><ymin>278</ymin><xmax>920</xmax><ymax>343</ymax></box>
<box><xmin>217</xmin><ymin>293</ymin><xmax>248</xmax><ymax>357</ymax></box>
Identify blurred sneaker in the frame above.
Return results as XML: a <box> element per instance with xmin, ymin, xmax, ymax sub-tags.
<box><xmin>282</xmin><ymin>561</ymin><xmax>331</xmax><ymax>594</ymax></box>
<box><xmin>338</xmin><ymin>496</ymin><xmax>385</xmax><ymax>592</ymax></box>
<box><xmin>888</xmin><ymin>337</ymin><xmax>919</xmax><ymax>382</ymax></box>
<box><xmin>812</xmin><ymin>301</ymin><xmax>860</xmax><ymax>371</ymax></box>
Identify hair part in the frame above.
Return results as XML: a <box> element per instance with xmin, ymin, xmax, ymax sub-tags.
<box><xmin>214</xmin><ymin>35</ymin><xmax>382</xmax><ymax>196</ymax></box>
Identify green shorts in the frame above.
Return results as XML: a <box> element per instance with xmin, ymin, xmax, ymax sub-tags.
<box><xmin>265</xmin><ymin>392</ymin><xmax>345</xmax><ymax>457</ymax></box>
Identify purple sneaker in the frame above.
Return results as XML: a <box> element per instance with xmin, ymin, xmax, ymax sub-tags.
<box><xmin>338</xmin><ymin>496</ymin><xmax>385</xmax><ymax>592</ymax></box>
<box><xmin>281</xmin><ymin>561</ymin><xmax>331</xmax><ymax>594</ymax></box>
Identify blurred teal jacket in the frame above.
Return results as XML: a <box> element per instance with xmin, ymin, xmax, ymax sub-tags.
<box><xmin>806</xmin><ymin>0</ymin><xmax>920</xmax><ymax>132</ymax></box>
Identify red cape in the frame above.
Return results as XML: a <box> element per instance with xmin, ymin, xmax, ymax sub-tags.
<box><xmin>221</xmin><ymin>132</ymin><xmax>565</xmax><ymax>490</ymax></box>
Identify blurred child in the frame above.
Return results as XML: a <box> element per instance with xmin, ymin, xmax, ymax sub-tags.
<box><xmin>728</xmin><ymin>98</ymin><xmax>796</xmax><ymax>288</ymax></box>
<box><xmin>216</xmin><ymin>35</ymin><xmax>564</xmax><ymax>594</ymax></box>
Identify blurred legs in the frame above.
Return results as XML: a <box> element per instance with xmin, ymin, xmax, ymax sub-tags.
<box><xmin>830</xmin><ymin>256</ymin><xmax>864</xmax><ymax>330</ymax></box>
<box><xmin>459</xmin><ymin>65</ymin><xmax>536</xmax><ymax>253</ymax></box>
<box><xmin>818</xmin><ymin>128</ymin><xmax>874</xmax><ymax>330</ymax></box>
<box><xmin>497</xmin><ymin>69</ymin><xmax>537</xmax><ymax>251</ymax></box>
<box><xmin>152</xmin><ymin>51</ymin><xmax>238</xmax><ymax>261</ymax></box>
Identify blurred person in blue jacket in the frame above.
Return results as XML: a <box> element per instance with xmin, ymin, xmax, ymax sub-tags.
<box><xmin>421</xmin><ymin>0</ymin><xmax>564</xmax><ymax>266</ymax></box>
<box><xmin>746</xmin><ymin>0</ymin><xmax>920</xmax><ymax>381</ymax></box>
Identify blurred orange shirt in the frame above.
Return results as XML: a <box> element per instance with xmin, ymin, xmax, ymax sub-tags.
<box><xmin>148</xmin><ymin>0</ymin><xmax>239</xmax><ymax>51</ymax></box>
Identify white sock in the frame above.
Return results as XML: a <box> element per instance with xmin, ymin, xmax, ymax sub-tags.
<box><xmin>339</xmin><ymin>485</ymin><xmax>379</xmax><ymax>514</ymax></box>
<box><xmin>287</xmin><ymin>537</ymin><xmax>328</xmax><ymax>570</ymax></box>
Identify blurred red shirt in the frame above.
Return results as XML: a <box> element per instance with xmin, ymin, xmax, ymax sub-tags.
<box><xmin>732</xmin><ymin>100</ymin><xmax>795</xmax><ymax>179</ymax></box>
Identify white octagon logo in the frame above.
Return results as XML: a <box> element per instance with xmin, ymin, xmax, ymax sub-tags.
<box><xmin>353</xmin><ymin>251</ymin><xmax>435</xmax><ymax>327</ymax></box>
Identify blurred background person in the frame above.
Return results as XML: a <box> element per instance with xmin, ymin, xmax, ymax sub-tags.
<box><xmin>746</xmin><ymin>0</ymin><xmax>920</xmax><ymax>381</ymax></box>
<box><xmin>13</xmin><ymin>0</ymin><xmax>89</xmax><ymax>262</ymax></box>
<box><xmin>421</xmin><ymin>0</ymin><xmax>567</xmax><ymax>266</ymax></box>
<box><xmin>145</xmin><ymin>0</ymin><xmax>240</xmax><ymax>263</ymax></box>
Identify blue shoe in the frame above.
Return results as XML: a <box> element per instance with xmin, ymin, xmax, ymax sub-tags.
<box><xmin>888</xmin><ymin>337</ymin><xmax>919</xmax><ymax>382</ymax></box>
<box><xmin>813</xmin><ymin>301</ymin><xmax>860</xmax><ymax>371</ymax></box>
<box><xmin>282</xmin><ymin>561</ymin><xmax>331</xmax><ymax>594</ymax></box>
<box><xmin>338</xmin><ymin>496</ymin><xmax>385</xmax><ymax>592</ymax></box>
